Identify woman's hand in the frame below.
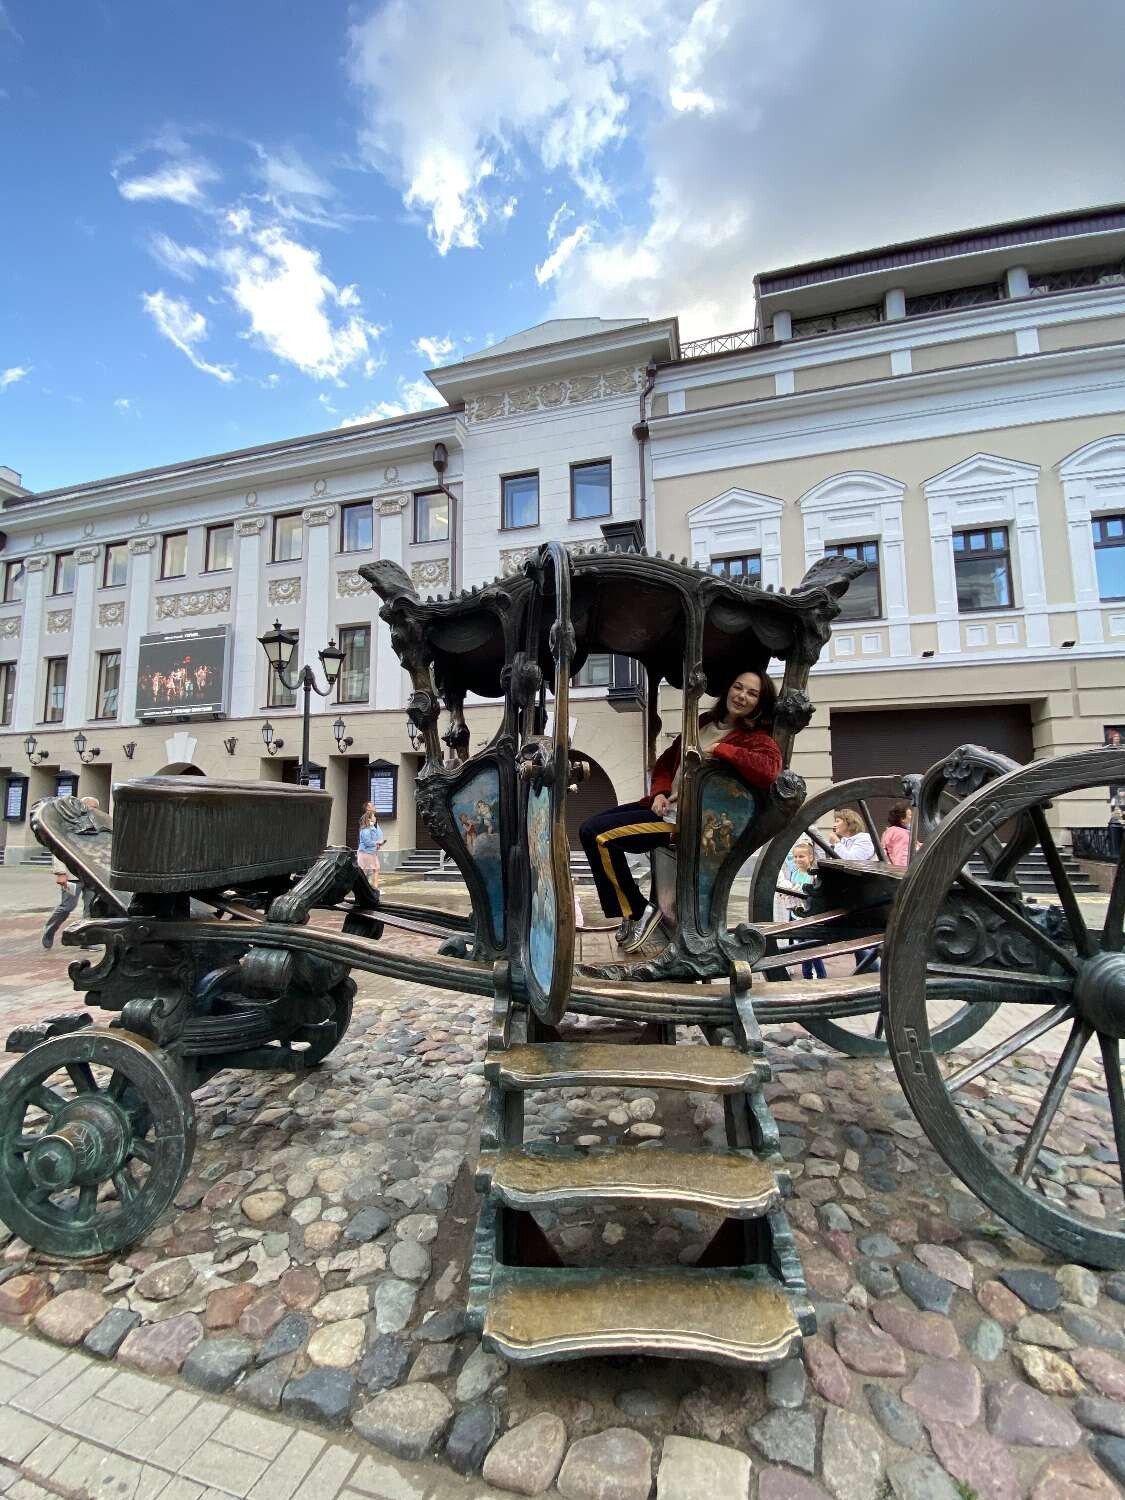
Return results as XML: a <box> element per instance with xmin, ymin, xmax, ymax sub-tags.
<box><xmin>651</xmin><ymin>793</ymin><xmax>669</xmax><ymax>817</ymax></box>
<box><xmin>827</xmin><ymin>831</ymin><xmax>839</xmax><ymax>846</ymax></box>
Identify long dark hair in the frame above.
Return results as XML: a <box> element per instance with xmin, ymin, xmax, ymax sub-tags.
<box><xmin>886</xmin><ymin>801</ymin><xmax>911</xmax><ymax>828</ymax></box>
<box><xmin>704</xmin><ymin>668</ymin><xmax>777</xmax><ymax>733</ymax></box>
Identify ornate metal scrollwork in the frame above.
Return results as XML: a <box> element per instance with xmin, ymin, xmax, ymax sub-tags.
<box><xmin>774</xmin><ymin>690</ymin><xmax>814</xmax><ymax>738</ymax></box>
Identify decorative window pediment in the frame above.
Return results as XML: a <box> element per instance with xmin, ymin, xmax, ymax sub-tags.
<box><xmin>923</xmin><ymin>453</ymin><xmax>1040</xmax><ymax>498</ymax></box>
<box><xmin>687</xmin><ymin>488</ymin><xmax>784</xmax><ymax>589</ymax></box>
<box><xmin>798</xmin><ymin>471</ymin><xmax>905</xmax><ymax>513</ymax></box>
<box><xmin>1058</xmin><ymin>435</ymin><xmax>1125</xmax><ymax>481</ymax></box>
<box><xmin>686</xmin><ymin>488</ymin><xmax>784</xmax><ymax>525</ymax></box>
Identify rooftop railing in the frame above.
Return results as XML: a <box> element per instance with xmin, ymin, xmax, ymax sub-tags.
<box><xmin>679</xmin><ymin>326</ymin><xmax>759</xmax><ymax>359</ymax></box>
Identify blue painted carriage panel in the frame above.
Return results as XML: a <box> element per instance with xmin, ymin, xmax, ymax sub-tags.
<box><xmin>451</xmin><ymin>767</ymin><xmax>504</xmax><ymax>942</ymax></box>
<box><xmin>526</xmin><ymin>783</ymin><xmax>556</xmax><ymax>996</ymax></box>
<box><xmin>697</xmin><ymin>773</ymin><xmax>757</xmax><ymax>930</ymax></box>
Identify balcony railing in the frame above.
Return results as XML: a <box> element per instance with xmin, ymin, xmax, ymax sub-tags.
<box><xmin>680</xmin><ymin>326</ymin><xmax>759</xmax><ymax>359</ymax></box>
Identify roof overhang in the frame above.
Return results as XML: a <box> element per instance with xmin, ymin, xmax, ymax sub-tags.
<box><xmin>427</xmin><ymin>318</ymin><xmax>680</xmax><ymax>402</ymax></box>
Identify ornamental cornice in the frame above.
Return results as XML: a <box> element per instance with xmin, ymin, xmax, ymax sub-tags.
<box><xmin>466</xmin><ymin>366</ymin><xmax>641</xmax><ymax>425</ymax></box>
<box><xmin>268</xmin><ymin>577</ymin><xmax>302</xmax><ymax>606</ymax></box>
<box><xmin>46</xmin><ymin>609</ymin><xmax>72</xmax><ymax>634</ymax></box>
<box><xmin>24</xmin><ymin>554</ymin><xmax>49</xmax><ymax>573</ymax></box>
<box><xmin>0</xmin><ymin>616</ymin><xmax>20</xmax><ymax>639</ymax></box>
<box><xmin>129</xmin><ymin>536</ymin><xmax>158</xmax><ymax>555</ymax></box>
<box><xmin>302</xmin><ymin>504</ymin><xmax>337</xmax><ymax>526</ymax></box>
<box><xmin>336</xmin><ymin>570</ymin><xmax>368</xmax><ymax>598</ymax></box>
<box><xmin>156</xmin><ymin>587</ymin><xmax>231</xmax><ymax>620</ymax></box>
<box><xmin>376</xmin><ymin>495</ymin><xmax>409</xmax><ymax>516</ymax></box>
<box><xmin>237</xmin><ymin>516</ymin><xmax>267</xmax><ymax>537</ymax></box>
<box><xmin>410</xmin><ymin>559</ymin><xmax>450</xmax><ymax>591</ymax></box>
<box><xmin>98</xmin><ymin>602</ymin><xmax>125</xmax><ymax>628</ymax></box>
<box><xmin>74</xmin><ymin>545</ymin><xmax>101</xmax><ymax>565</ymax></box>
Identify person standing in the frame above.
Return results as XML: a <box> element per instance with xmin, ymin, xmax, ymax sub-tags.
<box><xmin>42</xmin><ymin>796</ymin><xmax>100</xmax><ymax>949</ymax></box>
<box><xmin>881</xmin><ymin>802</ymin><xmax>913</xmax><ymax>867</ymax></box>
<box><xmin>786</xmin><ymin>842</ymin><xmax>826</xmax><ymax>979</ymax></box>
<box><xmin>357</xmin><ymin>809</ymin><xmax>386</xmax><ymax>887</ymax></box>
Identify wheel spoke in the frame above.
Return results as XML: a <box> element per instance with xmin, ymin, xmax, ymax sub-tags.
<box><xmin>11</xmin><ymin>1134</ymin><xmax>40</xmax><ymax>1155</ymax></box>
<box><xmin>75</xmin><ymin>1183</ymin><xmax>97</xmax><ymax>1222</ymax></box>
<box><xmin>107</xmin><ymin>1071</ymin><xmax>129</xmax><ymax>1101</ymax></box>
<box><xmin>129</xmin><ymin>1139</ymin><xmax>154</xmax><ymax>1166</ymax></box>
<box><xmin>873</xmin><ymin>1013</ymin><xmax>885</xmax><ymax>1041</ymax></box>
<box><xmin>1015</xmin><ymin>1019</ymin><xmax>1092</xmax><ymax>1181</ymax></box>
<box><xmin>28</xmin><ymin>1085</ymin><xmax>66</xmax><ymax>1117</ymax></box>
<box><xmin>954</xmin><ymin>871</ymin><xmax>1079</xmax><ymax>976</ymax></box>
<box><xmin>1104</xmin><ymin>847</ymin><xmax>1125</xmax><ymax>953</ymax></box>
<box><xmin>1027</xmin><ymin>806</ymin><xmax>1094</xmax><ymax>958</ymax></box>
<box><xmin>808</xmin><ymin>828</ymin><xmax>836</xmax><ymax>860</ymax></box>
<box><xmin>65</xmin><ymin>1062</ymin><xmax>98</xmax><ymax>1095</ymax></box>
<box><xmin>945</xmin><ymin>1004</ymin><xmax>1074</xmax><ymax>1093</ymax></box>
<box><xmin>858</xmin><ymin>799</ymin><xmax>882</xmax><ymax>853</ymax></box>
<box><xmin>1099</xmin><ymin>1035</ymin><xmax>1125</xmax><ymax>1184</ymax></box>
<box><xmin>112</xmin><ymin>1168</ymin><xmax>138</xmax><ymax>1206</ymax></box>
<box><xmin>925</xmin><ymin>963</ymin><xmax>1073</xmax><ymax>1000</ymax></box>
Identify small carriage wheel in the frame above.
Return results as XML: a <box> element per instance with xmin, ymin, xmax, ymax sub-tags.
<box><xmin>291</xmin><ymin>980</ymin><xmax>355</xmax><ymax>1066</ymax></box>
<box><xmin>884</xmin><ymin>748</ymin><xmax>1125</xmax><ymax>1267</ymax></box>
<box><xmin>749</xmin><ymin>775</ymin><xmax>996</xmax><ymax>1057</ymax></box>
<box><xmin>0</xmin><ymin>1029</ymin><xmax>194</xmax><ymax>1260</ymax></box>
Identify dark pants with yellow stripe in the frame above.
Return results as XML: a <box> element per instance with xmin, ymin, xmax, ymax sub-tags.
<box><xmin>579</xmin><ymin>801</ymin><xmax>674</xmax><ymax>920</ymax></box>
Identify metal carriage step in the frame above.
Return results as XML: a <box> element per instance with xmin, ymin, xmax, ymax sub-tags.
<box><xmin>480</xmin><ymin>1145</ymin><xmax>785</xmax><ymax>1217</ymax></box>
<box><xmin>482</xmin><ymin>1264</ymin><xmax>806</xmax><ymax>1367</ymax></box>
<box><xmin>485</xmin><ymin>1042</ymin><xmax>769</xmax><ymax>1093</ymax></box>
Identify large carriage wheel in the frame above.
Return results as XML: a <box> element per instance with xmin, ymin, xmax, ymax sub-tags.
<box><xmin>749</xmin><ymin>775</ymin><xmax>995</xmax><ymax>1057</ymax></box>
<box><xmin>0</xmin><ymin>1029</ymin><xmax>194</xmax><ymax>1259</ymax></box>
<box><xmin>884</xmin><ymin>748</ymin><xmax>1125</xmax><ymax>1266</ymax></box>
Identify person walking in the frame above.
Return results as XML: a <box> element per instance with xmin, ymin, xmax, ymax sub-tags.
<box><xmin>357</xmin><ymin>809</ymin><xmax>386</xmax><ymax>887</ymax></box>
<box><xmin>42</xmin><ymin>796</ymin><xmax>100</xmax><ymax>949</ymax></box>
<box><xmin>881</xmin><ymin>802</ymin><xmax>913</xmax><ymax>867</ymax></box>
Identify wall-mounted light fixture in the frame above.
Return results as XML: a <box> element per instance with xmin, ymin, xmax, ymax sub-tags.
<box><xmin>332</xmin><ymin>717</ymin><xmax>353</xmax><ymax>753</ymax></box>
<box><xmin>122</xmin><ymin>741</ymin><xmax>137</xmax><ymax>760</ymax></box>
<box><xmin>23</xmin><ymin>734</ymin><xmax>48</xmax><ymax>766</ymax></box>
<box><xmin>73</xmin><ymin>730</ymin><xmax>101</xmax><ymax>765</ymax></box>
<box><xmin>921</xmin><ymin>649</ymin><xmax>935</xmax><ymax>659</ymax></box>
<box><xmin>261</xmin><ymin>720</ymin><xmax>284</xmax><ymax>755</ymax></box>
<box><xmin>1061</xmin><ymin>639</ymin><xmax>1076</xmax><ymax>649</ymax></box>
<box><xmin>223</xmin><ymin>736</ymin><xmax>238</xmax><ymax>756</ymax></box>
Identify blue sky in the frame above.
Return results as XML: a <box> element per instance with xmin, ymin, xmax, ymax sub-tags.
<box><xmin>3</xmin><ymin>0</ymin><xmax>1125</xmax><ymax>493</ymax></box>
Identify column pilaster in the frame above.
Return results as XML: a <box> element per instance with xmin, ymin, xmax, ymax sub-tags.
<box><xmin>13</xmin><ymin>554</ymin><xmax>49</xmax><ymax>729</ymax></box>
<box><xmin>121</xmin><ymin>538</ymin><xmax>157</xmax><ymax>727</ymax></box>
<box><xmin>64</xmin><ymin>545</ymin><xmax>100</xmax><ymax>728</ymax></box>
<box><xmin>231</xmin><ymin>517</ymin><xmax>265</xmax><ymax>716</ymax></box>
<box><xmin>375</xmin><ymin>496</ymin><xmax>408</xmax><ymax>711</ymax></box>
<box><xmin>301</xmin><ymin>505</ymin><xmax>336</xmax><ymax>717</ymax></box>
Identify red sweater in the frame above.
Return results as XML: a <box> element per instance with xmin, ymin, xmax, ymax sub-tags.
<box><xmin>641</xmin><ymin>722</ymin><xmax>782</xmax><ymax>806</ymax></box>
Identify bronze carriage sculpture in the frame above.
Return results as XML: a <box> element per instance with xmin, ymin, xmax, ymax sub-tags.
<box><xmin>2</xmin><ymin>539</ymin><xmax>1123</xmax><ymax>1371</ymax></box>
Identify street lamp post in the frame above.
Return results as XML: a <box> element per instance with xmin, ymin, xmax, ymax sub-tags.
<box><xmin>257</xmin><ymin>621</ymin><xmax>346</xmax><ymax>786</ymax></box>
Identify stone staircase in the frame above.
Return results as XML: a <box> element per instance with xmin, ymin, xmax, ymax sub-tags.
<box><xmin>467</xmin><ymin>968</ymin><xmax>815</xmax><ymax>1367</ymax></box>
<box><xmin>968</xmin><ymin>847</ymin><xmax>1098</xmax><ymax>895</ymax></box>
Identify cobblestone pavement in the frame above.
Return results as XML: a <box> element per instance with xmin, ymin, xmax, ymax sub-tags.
<box><xmin>0</xmin><ymin>884</ymin><xmax>1123</xmax><ymax>1499</ymax></box>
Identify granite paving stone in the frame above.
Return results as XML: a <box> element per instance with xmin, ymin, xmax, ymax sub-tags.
<box><xmin>1028</xmin><ymin>1450</ymin><xmax>1121</xmax><ymax>1498</ymax></box>
<box><xmin>901</xmin><ymin>1359</ymin><xmax>982</xmax><ymax>1427</ymax></box>
<box><xmin>556</xmin><ymin>1428</ymin><xmax>654</xmax><ymax>1500</ymax></box>
<box><xmin>655</xmin><ymin>1437</ymin><xmax>750</xmax><ymax>1500</ymax></box>
<box><xmin>482</xmin><ymin>1412</ymin><xmax>567</xmax><ymax>1496</ymax></box>
<box><xmin>748</xmin><ymin>1408</ymin><xmax>817</xmax><ymax>1473</ymax></box>
<box><xmin>987</xmin><ymin>1380</ymin><xmax>1083</xmax><ymax>1446</ymax></box>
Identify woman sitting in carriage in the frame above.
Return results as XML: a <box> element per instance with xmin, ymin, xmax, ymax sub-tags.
<box><xmin>579</xmin><ymin>668</ymin><xmax>782</xmax><ymax>952</ymax></box>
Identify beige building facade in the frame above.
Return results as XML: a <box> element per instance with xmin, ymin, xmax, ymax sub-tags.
<box><xmin>2</xmin><ymin>205</ymin><xmax>1123</xmax><ymax>856</ymax></box>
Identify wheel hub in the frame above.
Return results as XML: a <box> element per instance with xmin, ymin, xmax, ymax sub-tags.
<box><xmin>1074</xmin><ymin>952</ymin><xmax>1125</xmax><ymax>1039</ymax></box>
<box><xmin>25</xmin><ymin>1099</ymin><xmax>129</xmax><ymax>1192</ymax></box>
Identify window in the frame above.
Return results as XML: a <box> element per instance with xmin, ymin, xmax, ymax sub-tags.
<box><xmin>905</xmin><ymin>283</ymin><xmax>1002</xmax><ymax>317</ymax></box>
<box><xmin>574</xmin><ymin>653</ymin><xmax>612</xmax><ymax>688</ymax></box>
<box><xmin>266</xmin><ymin>634</ymin><xmax>297</xmax><ymax>707</ymax></box>
<box><xmin>0</xmin><ymin>662</ymin><xmax>14</xmax><ymax>725</ymax></box>
<box><xmin>791</xmin><ymin>305</ymin><xmax>881</xmax><ymax>338</ymax></box>
<box><xmin>161</xmin><ymin>532</ymin><xmax>187</xmax><ymax>579</ymax></box>
<box><xmin>825</xmin><ymin>541</ymin><xmax>882</xmax><ymax>620</ymax></box>
<box><xmin>710</xmin><ymin>553</ymin><xmax>762</xmax><ymax>583</ymax></box>
<box><xmin>501</xmin><ymin>472</ymin><xmax>539</xmax><ymax>530</ymax></box>
<box><xmin>205</xmin><ymin>524</ymin><xmax>233</xmax><ymax>572</ymax></box>
<box><xmin>337</xmin><ymin>626</ymin><xmax>370</xmax><ymax>703</ymax></box>
<box><xmin>3</xmin><ymin>560</ymin><xmax>24</xmax><ymax>604</ymax></box>
<box><xmin>1030</xmin><ymin>262</ymin><xmax>1125</xmax><ymax>297</ymax></box>
<box><xmin>571</xmin><ymin>460</ymin><xmax>611</xmax><ymax>520</ymax></box>
<box><xmin>414</xmin><ymin>490</ymin><xmax>449</xmax><ymax>544</ymax></box>
<box><xmin>95</xmin><ymin>650</ymin><xmax>120</xmax><ymax>719</ymax></box>
<box><xmin>273</xmin><ymin>512</ymin><xmax>302</xmax><ymax>563</ymax></box>
<box><xmin>1093</xmin><ymin>513</ymin><xmax>1125</xmax><ymax>600</ymax></box>
<box><xmin>340</xmin><ymin>501</ymin><xmax>373</xmax><ymax>553</ymax></box>
<box><xmin>52</xmin><ymin>552</ymin><xmax>75</xmax><ymax>596</ymax></box>
<box><xmin>953</xmin><ymin>527</ymin><xmax>1013</xmax><ymax>611</ymax></box>
<box><xmin>103</xmin><ymin>542</ymin><xmax>128</xmax><ymax>589</ymax></box>
<box><xmin>44</xmin><ymin>657</ymin><xmax>67</xmax><ymax>723</ymax></box>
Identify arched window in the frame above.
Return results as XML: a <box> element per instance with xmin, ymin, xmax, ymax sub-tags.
<box><xmin>1058</xmin><ymin>436</ymin><xmax>1125</xmax><ymax>645</ymax></box>
<box><xmin>686</xmin><ymin>488</ymin><xmax>784</xmax><ymax>589</ymax></box>
<box><xmin>797</xmin><ymin>472</ymin><xmax>909</xmax><ymax>657</ymax></box>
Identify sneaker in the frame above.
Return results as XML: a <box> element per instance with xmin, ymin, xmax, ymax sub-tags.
<box><xmin>41</xmin><ymin>935</ymin><xmax>53</xmax><ymax>949</ymax></box>
<box><xmin>622</xmin><ymin>904</ymin><xmax>664</xmax><ymax>954</ymax></box>
<box><xmin>614</xmin><ymin>917</ymin><xmax>637</xmax><ymax>948</ymax></box>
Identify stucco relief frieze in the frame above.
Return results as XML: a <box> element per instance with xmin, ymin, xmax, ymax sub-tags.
<box><xmin>156</xmin><ymin>588</ymin><xmax>231</xmax><ymax>620</ymax></box>
<box><xmin>0</xmin><ymin>617</ymin><xmax>20</xmax><ymax>639</ymax></box>
<box><xmin>129</xmin><ymin>537</ymin><xmax>158</xmax><ymax>555</ymax></box>
<box><xmin>411</xmin><ymin>559</ymin><xmax>450</xmax><ymax>591</ymax></box>
<box><xmin>46</xmin><ymin>610</ymin><xmax>72</xmax><ymax>634</ymax></box>
<box><xmin>75</xmin><ymin>545</ymin><xmax>101</xmax><ymax>565</ymax></box>
<box><xmin>337</xmin><ymin>570</ymin><xmax>368</xmax><ymax>597</ymax></box>
<box><xmin>466</xmin><ymin>365</ymin><xmax>641</xmax><ymax>423</ymax></box>
<box><xmin>268</xmin><ymin>577</ymin><xmax>302</xmax><ymax>606</ymax></box>
<box><xmin>98</xmin><ymin>602</ymin><xmax>125</xmax><ymax>628</ymax></box>
<box><xmin>376</xmin><ymin>495</ymin><xmax>408</xmax><ymax>516</ymax></box>
<box><xmin>500</xmin><ymin>539</ymin><xmax>599</xmax><ymax>577</ymax></box>
<box><xmin>302</xmin><ymin>504</ymin><xmax>337</xmax><ymax>527</ymax></box>
<box><xmin>237</xmin><ymin>516</ymin><xmax>266</xmax><ymax>537</ymax></box>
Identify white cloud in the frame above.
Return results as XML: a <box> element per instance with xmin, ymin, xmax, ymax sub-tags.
<box><xmin>141</xmin><ymin>291</ymin><xmax>235</xmax><ymax>383</ymax></box>
<box><xmin>113</xmin><ymin>397</ymin><xmax>133</xmax><ymax>412</ymax></box>
<box><xmin>1</xmin><ymin>365</ymin><xmax>29</xmax><ymax>389</ymax></box>
<box><xmin>535</xmin><ymin>223</ymin><xmax>591</xmax><ymax>285</ymax></box>
<box><xmin>255</xmin><ymin>147</ymin><xmax>332</xmax><ymax>202</ymax></box>
<box><xmin>339</xmin><ymin>375</ymin><xmax>442</xmax><ymax>427</ymax></box>
<box><xmin>148</xmin><ymin>232</ymin><xmax>212</xmax><ymax>280</ymax></box>
<box><xmin>546</xmin><ymin>202</ymin><xmax>574</xmax><ymax>243</ymax></box>
<box><xmin>413</xmin><ymin>334</ymin><xmax>458</xmax><ymax>366</ymax></box>
<box><xmin>117</xmin><ymin>158</ymin><xmax>219</xmax><ymax>206</ymax></box>
<box><xmin>217</xmin><ymin>221</ymin><xmax>382</xmax><ymax>380</ymax></box>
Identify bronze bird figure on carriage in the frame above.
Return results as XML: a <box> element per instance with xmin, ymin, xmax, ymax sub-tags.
<box><xmin>3</xmin><ymin>537</ymin><xmax>1123</xmax><ymax>1372</ymax></box>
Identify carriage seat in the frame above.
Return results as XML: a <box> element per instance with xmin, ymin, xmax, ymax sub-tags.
<box><xmin>647</xmin><ymin>772</ymin><xmax>767</xmax><ymax>931</ymax></box>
